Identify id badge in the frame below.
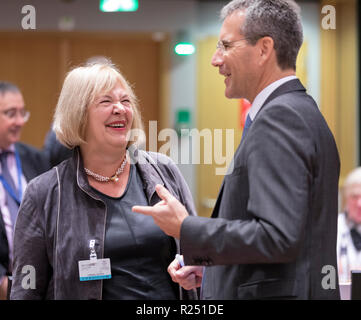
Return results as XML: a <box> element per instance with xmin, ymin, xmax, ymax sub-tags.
<box><xmin>78</xmin><ymin>258</ymin><xmax>112</xmax><ymax>281</ymax></box>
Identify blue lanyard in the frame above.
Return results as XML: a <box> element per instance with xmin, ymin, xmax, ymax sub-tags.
<box><xmin>0</xmin><ymin>151</ymin><xmax>23</xmax><ymax>205</ymax></box>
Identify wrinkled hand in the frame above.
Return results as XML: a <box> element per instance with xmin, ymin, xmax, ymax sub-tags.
<box><xmin>132</xmin><ymin>184</ymin><xmax>189</xmax><ymax>238</ymax></box>
<box><xmin>168</xmin><ymin>257</ymin><xmax>203</xmax><ymax>290</ymax></box>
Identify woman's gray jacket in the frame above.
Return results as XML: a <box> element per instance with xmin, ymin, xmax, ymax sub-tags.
<box><xmin>10</xmin><ymin>148</ymin><xmax>197</xmax><ymax>300</ymax></box>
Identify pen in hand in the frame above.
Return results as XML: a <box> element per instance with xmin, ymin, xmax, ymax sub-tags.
<box><xmin>176</xmin><ymin>254</ymin><xmax>185</xmax><ymax>267</ymax></box>
<box><xmin>174</xmin><ymin>254</ymin><xmax>201</xmax><ymax>291</ymax></box>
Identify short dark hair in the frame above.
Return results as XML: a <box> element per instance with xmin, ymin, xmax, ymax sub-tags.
<box><xmin>221</xmin><ymin>0</ymin><xmax>303</xmax><ymax>70</ymax></box>
<box><xmin>0</xmin><ymin>81</ymin><xmax>21</xmax><ymax>96</ymax></box>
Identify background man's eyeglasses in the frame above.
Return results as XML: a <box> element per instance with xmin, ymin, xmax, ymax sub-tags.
<box><xmin>1</xmin><ymin>109</ymin><xmax>30</xmax><ymax>122</ymax></box>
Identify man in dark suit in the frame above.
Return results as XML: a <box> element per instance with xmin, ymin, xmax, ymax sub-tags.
<box><xmin>133</xmin><ymin>0</ymin><xmax>340</xmax><ymax>299</ymax></box>
<box><xmin>0</xmin><ymin>82</ymin><xmax>49</xmax><ymax>299</ymax></box>
<box><xmin>43</xmin><ymin>129</ymin><xmax>72</xmax><ymax>167</ymax></box>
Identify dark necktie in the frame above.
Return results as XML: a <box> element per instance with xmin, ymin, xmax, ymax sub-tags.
<box><xmin>242</xmin><ymin>114</ymin><xmax>253</xmax><ymax>141</ymax></box>
<box><xmin>350</xmin><ymin>228</ymin><xmax>361</xmax><ymax>251</ymax></box>
<box><xmin>0</xmin><ymin>151</ymin><xmax>20</xmax><ymax>229</ymax></box>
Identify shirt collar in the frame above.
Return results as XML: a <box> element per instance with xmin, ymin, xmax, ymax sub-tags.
<box><xmin>248</xmin><ymin>75</ymin><xmax>298</xmax><ymax>121</ymax></box>
<box><xmin>0</xmin><ymin>144</ymin><xmax>15</xmax><ymax>155</ymax></box>
<box><xmin>345</xmin><ymin>212</ymin><xmax>361</xmax><ymax>234</ymax></box>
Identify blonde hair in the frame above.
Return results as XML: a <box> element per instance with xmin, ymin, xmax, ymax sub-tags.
<box><xmin>53</xmin><ymin>60</ymin><xmax>144</xmax><ymax>148</ymax></box>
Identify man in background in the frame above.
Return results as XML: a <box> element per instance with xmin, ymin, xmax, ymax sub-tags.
<box><xmin>43</xmin><ymin>128</ymin><xmax>72</xmax><ymax>167</ymax></box>
<box><xmin>338</xmin><ymin>167</ymin><xmax>361</xmax><ymax>283</ymax></box>
<box><xmin>0</xmin><ymin>81</ymin><xmax>49</xmax><ymax>299</ymax></box>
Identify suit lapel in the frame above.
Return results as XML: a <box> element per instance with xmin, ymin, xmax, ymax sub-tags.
<box><xmin>211</xmin><ymin>182</ymin><xmax>224</xmax><ymax>218</ymax></box>
<box><xmin>211</xmin><ymin>79</ymin><xmax>306</xmax><ymax>219</ymax></box>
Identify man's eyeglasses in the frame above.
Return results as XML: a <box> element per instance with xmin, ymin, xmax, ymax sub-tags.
<box><xmin>216</xmin><ymin>38</ymin><xmax>250</xmax><ymax>52</ymax></box>
<box><xmin>1</xmin><ymin>108</ymin><xmax>30</xmax><ymax>122</ymax></box>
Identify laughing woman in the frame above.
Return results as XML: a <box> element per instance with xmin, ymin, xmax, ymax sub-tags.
<box><xmin>10</xmin><ymin>61</ymin><xmax>197</xmax><ymax>300</ymax></box>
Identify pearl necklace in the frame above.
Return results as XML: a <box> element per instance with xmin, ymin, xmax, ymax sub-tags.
<box><xmin>84</xmin><ymin>155</ymin><xmax>127</xmax><ymax>182</ymax></box>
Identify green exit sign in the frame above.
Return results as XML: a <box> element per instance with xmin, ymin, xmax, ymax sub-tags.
<box><xmin>100</xmin><ymin>0</ymin><xmax>139</xmax><ymax>12</ymax></box>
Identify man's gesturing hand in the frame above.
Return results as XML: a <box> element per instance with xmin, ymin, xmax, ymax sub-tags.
<box><xmin>132</xmin><ymin>184</ymin><xmax>189</xmax><ymax>239</ymax></box>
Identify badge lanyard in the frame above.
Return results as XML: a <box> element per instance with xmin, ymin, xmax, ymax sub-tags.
<box><xmin>78</xmin><ymin>240</ymin><xmax>112</xmax><ymax>281</ymax></box>
<box><xmin>0</xmin><ymin>150</ymin><xmax>23</xmax><ymax>205</ymax></box>
<box><xmin>89</xmin><ymin>240</ymin><xmax>97</xmax><ymax>260</ymax></box>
